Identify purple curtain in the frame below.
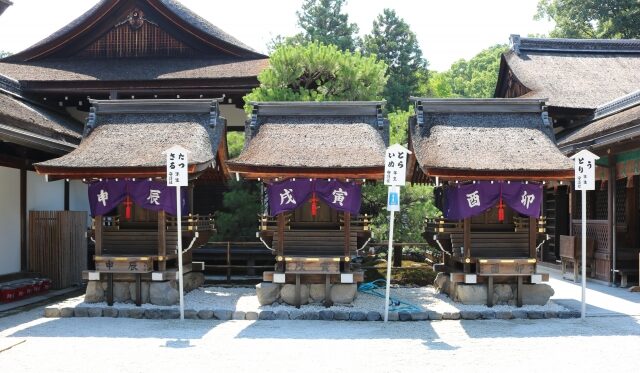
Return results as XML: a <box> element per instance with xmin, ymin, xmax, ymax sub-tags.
<box><xmin>267</xmin><ymin>179</ymin><xmax>361</xmax><ymax>215</ymax></box>
<box><xmin>88</xmin><ymin>180</ymin><xmax>187</xmax><ymax>217</ymax></box>
<box><xmin>444</xmin><ymin>181</ymin><xmax>542</xmax><ymax>220</ymax></box>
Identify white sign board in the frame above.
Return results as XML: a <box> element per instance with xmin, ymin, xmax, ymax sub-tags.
<box><xmin>571</xmin><ymin>149</ymin><xmax>599</xmax><ymax>191</ymax></box>
<box><xmin>387</xmin><ymin>186</ymin><xmax>400</xmax><ymax>212</ymax></box>
<box><xmin>164</xmin><ymin>145</ymin><xmax>189</xmax><ymax>187</ymax></box>
<box><xmin>384</xmin><ymin>144</ymin><xmax>412</xmax><ymax>186</ymax></box>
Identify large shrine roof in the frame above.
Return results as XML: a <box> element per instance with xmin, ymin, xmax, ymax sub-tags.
<box><xmin>227</xmin><ymin>102</ymin><xmax>389</xmax><ymax>179</ymax></box>
<box><xmin>0</xmin><ymin>74</ymin><xmax>82</xmax><ymax>154</ymax></box>
<box><xmin>409</xmin><ymin>98</ymin><xmax>573</xmax><ymax>181</ymax></box>
<box><xmin>558</xmin><ymin>90</ymin><xmax>640</xmax><ymax>153</ymax></box>
<box><xmin>496</xmin><ymin>35</ymin><xmax>640</xmax><ymax>110</ymax></box>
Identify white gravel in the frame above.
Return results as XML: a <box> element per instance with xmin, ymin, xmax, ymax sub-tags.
<box><xmin>55</xmin><ymin>285</ymin><xmax>567</xmax><ymax>313</ymax></box>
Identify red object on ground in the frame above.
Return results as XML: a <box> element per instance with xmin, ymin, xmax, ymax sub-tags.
<box><xmin>0</xmin><ymin>286</ymin><xmax>17</xmax><ymax>302</ymax></box>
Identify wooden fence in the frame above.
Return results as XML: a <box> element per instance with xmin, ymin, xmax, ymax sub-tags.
<box><xmin>28</xmin><ymin>211</ymin><xmax>88</xmax><ymax>290</ymax></box>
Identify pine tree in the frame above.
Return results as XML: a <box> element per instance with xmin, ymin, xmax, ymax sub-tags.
<box><xmin>296</xmin><ymin>0</ymin><xmax>360</xmax><ymax>51</ymax></box>
<box><xmin>363</xmin><ymin>9</ymin><xmax>427</xmax><ymax>110</ymax></box>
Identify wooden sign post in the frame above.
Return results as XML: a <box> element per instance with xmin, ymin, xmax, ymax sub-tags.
<box><xmin>570</xmin><ymin>149</ymin><xmax>599</xmax><ymax>320</ymax></box>
<box><xmin>164</xmin><ymin>145</ymin><xmax>190</xmax><ymax>320</ymax></box>
<box><xmin>383</xmin><ymin>144</ymin><xmax>411</xmax><ymax>322</ymax></box>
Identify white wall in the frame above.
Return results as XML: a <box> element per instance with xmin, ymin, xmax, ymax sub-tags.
<box><xmin>69</xmin><ymin>180</ymin><xmax>91</xmax><ymax>227</ymax></box>
<box><xmin>27</xmin><ymin>171</ymin><xmax>65</xmax><ymax>212</ymax></box>
<box><xmin>0</xmin><ymin>166</ymin><xmax>21</xmax><ymax>275</ymax></box>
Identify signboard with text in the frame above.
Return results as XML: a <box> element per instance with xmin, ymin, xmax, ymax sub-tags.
<box><xmin>164</xmin><ymin>145</ymin><xmax>189</xmax><ymax>187</ymax></box>
<box><xmin>384</xmin><ymin>144</ymin><xmax>411</xmax><ymax>186</ymax></box>
<box><xmin>571</xmin><ymin>149</ymin><xmax>599</xmax><ymax>191</ymax></box>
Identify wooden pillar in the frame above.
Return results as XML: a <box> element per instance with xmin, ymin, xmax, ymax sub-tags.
<box><xmin>629</xmin><ymin>176</ymin><xmax>638</xmax><ymax>247</ymax></box>
<box><xmin>64</xmin><ymin>180</ymin><xmax>70</xmax><ymax>211</ymax></box>
<box><xmin>463</xmin><ymin>218</ymin><xmax>471</xmax><ymax>273</ymax></box>
<box><xmin>343</xmin><ymin>211</ymin><xmax>351</xmax><ymax>273</ymax></box>
<box><xmin>529</xmin><ymin>216</ymin><xmax>537</xmax><ymax>258</ymax></box>
<box><xmin>608</xmin><ymin>156</ymin><xmax>616</xmax><ymax>283</ymax></box>
<box><xmin>94</xmin><ymin>215</ymin><xmax>103</xmax><ymax>256</ymax></box>
<box><xmin>20</xmin><ymin>169</ymin><xmax>27</xmax><ymax>272</ymax></box>
<box><xmin>277</xmin><ymin>213</ymin><xmax>285</xmax><ymax>272</ymax></box>
<box><xmin>158</xmin><ymin>210</ymin><xmax>166</xmax><ymax>271</ymax></box>
<box><xmin>188</xmin><ymin>184</ymin><xmax>194</xmax><ymax>214</ymax></box>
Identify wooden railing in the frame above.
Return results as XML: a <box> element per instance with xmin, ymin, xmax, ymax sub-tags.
<box><xmin>94</xmin><ymin>214</ymin><xmax>215</xmax><ymax>232</ymax></box>
<box><xmin>258</xmin><ymin>213</ymin><xmax>370</xmax><ymax>232</ymax></box>
<box><xmin>166</xmin><ymin>214</ymin><xmax>215</xmax><ymax>232</ymax></box>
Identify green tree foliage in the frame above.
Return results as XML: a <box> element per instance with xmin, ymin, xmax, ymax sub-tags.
<box><xmin>363</xmin><ymin>9</ymin><xmax>427</xmax><ymax>110</ymax></box>
<box><xmin>535</xmin><ymin>0</ymin><xmax>640</xmax><ymax>39</ymax></box>
<box><xmin>0</xmin><ymin>50</ymin><xmax>11</xmax><ymax>58</ymax></box>
<box><xmin>244</xmin><ymin>42</ymin><xmax>388</xmax><ymax>108</ymax></box>
<box><xmin>296</xmin><ymin>0</ymin><xmax>360</xmax><ymax>51</ymax></box>
<box><xmin>226</xmin><ymin>131</ymin><xmax>245</xmax><ymax>159</ymax></box>
<box><xmin>360</xmin><ymin>111</ymin><xmax>441</xmax><ymax>243</ymax></box>
<box><xmin>425</xmin><ymin>44</ymin><xmax>507</xmax><ymax>98</ymax></box>
<box><xmin>361</xmin><ymin>183</ymin><xmax>440</xmax><ymax>243</ymax></box>
<box><xmin>212</xmin><ymin>180</ymin><xmax>262</xmax><ymax>241</ymax></box>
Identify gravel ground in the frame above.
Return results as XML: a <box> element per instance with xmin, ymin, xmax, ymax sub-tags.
<box><xmin>0</xmin><ymin>306</ymin><xmax>639</xmax><ymax>373</ymax></box>
<box><xmin>56</xmin><ymin>286</ymin><xmax>567</xmax><ymax>314</ymax></box>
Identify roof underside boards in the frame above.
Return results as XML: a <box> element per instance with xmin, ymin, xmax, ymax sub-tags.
<box><xmin>226</xmin><ymin>102</ymin><xmax>390</xmax><ymax>179</ymax></box>
<box><xmin>558</xmin><ymin>91</ymin><xmax>640</xmax><ymax>152</ymax></box>
<box><xmin>35</xmin><ymin>99</ymin><xmax>227</xmax><ymax>179</ymax></box>
<box><xmin>409</xmin><ymin>98</ymin><xmax>574</xmax><ymax>180</ymax></box>
<box><xmin>4</xmin><ymin>0</ymin><xmax>266</xmax><ymax>62</ymax></box>
<box><xmin>0</xmin><ymin>91</ymin><xmax>82</xmax><ymax>154</ymax></box>
<box><xmin>499</xmin><ymin>36</ymin><xmax>640</xmax><ymax>110</ymax></box>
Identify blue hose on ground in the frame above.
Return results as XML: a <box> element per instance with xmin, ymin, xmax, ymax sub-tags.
<box><xmin>358</xmin><ymin>279</ymin><xmax>422</xmax><ymax>313</ymax></box>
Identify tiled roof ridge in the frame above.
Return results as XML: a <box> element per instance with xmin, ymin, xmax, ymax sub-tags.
<box><xmin>510</xmin><ymin>34</ymin><xmax>640</xmax><ymax>55</ymax></box>
<box><xmin>593</xmin><ymin>89</ymin><xmax>640</xmax><ymax>120</ymax></box>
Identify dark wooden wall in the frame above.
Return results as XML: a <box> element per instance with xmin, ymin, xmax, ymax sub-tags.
<box><xmin>77</xmin><ymin>18</ymin><xmax>195</xmax><ymax>58</ymax></box>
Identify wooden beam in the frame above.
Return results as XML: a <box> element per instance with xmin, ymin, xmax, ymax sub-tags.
<box><xmin>343</xmin><ymin>211</ymin><xmax>351</xmax><ymax>273</ymax></box>
<box><xmin>424</xmin><ymin>167</ymin><xmax>575</xmax><ymax>180</ymax></box>
<box><xmin>529</xmin><ymin>216</ymin><xmax>537</xmax><ymax>258</ymax></box>
<box><xmin>20</xmin><ymin>169</ymin><xmax>27</xmax><ymax>272</ymax></box>
<box><xmin>227</xmin><ymin>164</ymin><xmax>383</xmax><ymax>180</ymax></box>
<box><xmin>158</xmin><ymin>210</ymin><xmax>166</xmax><ymax>272</ymax></box>
<box><xmin>463</xmin><ymin>218</ymin><xmax>471</xmax><ymax>273</ymax></box>
<box><xmin>64</xmin><ymin>180</ymin><xmax>70</xmax><ymax>211</ymax></box>
<box><xmin>608</xmin><ymin>156</ymin><xmax>615</xmax><ymax>283</ymax></box>
<box><xmin>277</xmin><ymin>213</ymin><xmax>285</xmax><ymax>272</ymax></box>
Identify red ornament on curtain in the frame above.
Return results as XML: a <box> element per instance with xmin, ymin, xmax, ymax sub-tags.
<box><xmin>310</xmin><ymin>192</ymin><xmax>318</xmax><ymax>217</ymax></box>
<box><xmin>124</xmin><ymin>195</ymin><xmax>133</xmax><ymax>220</ymax></box>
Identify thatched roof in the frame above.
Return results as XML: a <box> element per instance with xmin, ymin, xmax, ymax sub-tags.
<box><xmin>0</xmin><ymin>57</ymin><xmax>268</xmax><ymax>82</ymax></box>
<box><xmin>227</xmin><ymin>102</ymin><xmax>389</xmax><ymax>178</ymax></box>
<box><xmin>558</xmin><ymin>90</ymin><xmax>640</xmax><ymax>152</ymax></box>
<box><xmin>409</xmin><ymin>98</ymin><xmax>573</xmax><ymax>180</ymax></box>
<box><xmin>0</xmin><ymin>93</ymin><xmax>82</xmax><ymax>141</ymax></box>
<box><xmin>0</xmin><ymin>73</ymin><xmax>82</xmax><ymax>153</ymax></box>
<box><xmin>0</xmin><ymin>0</ymin><xmax>12</xmax><ymax>16</ymax></box>
<box><xmin>5</xmin><ymin>0</ymin><xmax>265</xmax><ymax>62</ymax></box>
<box><xmin>35</xmin><ymin>99</ymin><xmax>226</xmax><ymax>178</ymax></box>
<box><xmin>497</xmin><ymin>35</ymin><xmax>640</xmax><ymax>110</ymax></box>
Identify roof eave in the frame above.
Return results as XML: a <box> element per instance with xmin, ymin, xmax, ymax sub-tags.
<box><xmin>0</xmin><ymin>124</ymin><xmax>79</xmax><ymax>155</ymax></box>
<box><xmin>34</xmin><ymin>161</ymin><xmax>212</xmax><ymax>180</ymax></box>
<box><xmin>422</xmin><ymin>167</ymin><xmax>574</xmax><ymax>181</ymax></box>
<box><xmin>226</xmin><ymin>163</ymin><xmax>384</xmax><ymax>180</ymax></box>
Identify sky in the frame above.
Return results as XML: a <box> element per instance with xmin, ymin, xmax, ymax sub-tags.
<box><xmin>0</xmin><ymin>0</ymin><xmax>553</xmax><ymax>71</ymax></box>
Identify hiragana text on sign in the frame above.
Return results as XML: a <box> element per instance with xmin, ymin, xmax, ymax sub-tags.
<box><xmin>165</xmin><ymin>145</ymin><xmax>189</xmax><ymax>187</ymax></box>
<box><xmin>571</xmin><ymin>149</ymin><xmax>599</xmax><ymax>191</ymax></box>
<box><xmin>384</xmin><ymin>144</ymin><xmax>411</xmax><ymax>186</ymax></box>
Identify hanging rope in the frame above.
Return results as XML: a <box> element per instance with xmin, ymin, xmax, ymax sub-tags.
<box><xmin>358</xmin><ymin>279</ymin><xmax>422</xmax><ymax>313</ymax></box>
